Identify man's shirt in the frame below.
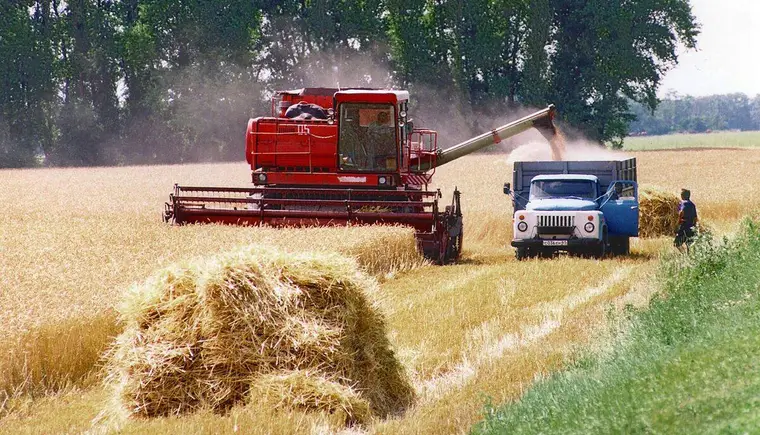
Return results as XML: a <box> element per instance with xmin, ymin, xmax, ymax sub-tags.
<box><xmin>679</xmin><ymin>199</ymin><xmax>698</xmax><ymax>227</ymax></box>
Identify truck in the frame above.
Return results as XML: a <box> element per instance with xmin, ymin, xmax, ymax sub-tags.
<box><xmin>503</xmin><ymin>158</ymin><xmax>639</xmax><ymax>260</ymax></box>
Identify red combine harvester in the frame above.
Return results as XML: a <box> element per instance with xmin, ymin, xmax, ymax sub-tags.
<box><xmin>164</xmin><ymin>88</ymin><xmax>556</xmax><ymax>264</ymax></box>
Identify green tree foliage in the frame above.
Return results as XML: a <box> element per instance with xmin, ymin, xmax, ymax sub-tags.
<box><xmin>48</xmin><ymin>0</ymin><xmax>122</xmax><ymax>165</ymax></box>
<box><xmin>260</xmin><ymin>0</ymin><xmax>388</xmax><ymax>89</ymax></box>
<box><xmin>0</xmin><ymin>1</ymin><xmax>56</xmax><ymax>167</ymax></box>
<box><xmin>118</xmin><ymin>0</ymin><xmax>265</xmax><ymax>163</ymax></box>
<box><xmin>0</xmin><ymin>0</ymin><xmax>699</xmax><ymax>167</ymax></box>
<box><xmin>388</xmin><ymin>0</ymin><xmax>697</xmax><ymax>146</ymax></box>
<box><xmin>630</xmin><ymin>93</ymin><xmax>760</xmax><ymax>135</ymax></box>
<box><xmin>548</xmin><ymin>0</ymin><xmax>698</xmax><ymax>146</ymax></box>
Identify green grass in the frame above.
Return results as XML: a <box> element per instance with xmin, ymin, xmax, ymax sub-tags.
<box><xmin>622</xmin><ymin>131</ymin><xmax>760</xmax><ymax>151</ymax></box>
<box><xmin>473</xmin><ymin>218</ymin><xmax>760</xmax><ymax>434</ymax></box>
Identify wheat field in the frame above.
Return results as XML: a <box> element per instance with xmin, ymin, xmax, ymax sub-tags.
<box><xmin>623</xmin><ymin>130</ymin><xmax>760</xmax><ymax>151</ymax></box>
<box><xmin>1</xmin><ymin>147</ymin><xmax>759</xmax><ymax>433</ymax></box>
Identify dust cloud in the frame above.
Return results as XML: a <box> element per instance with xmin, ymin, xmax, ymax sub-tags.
<box><xmin>506</xmin><ymin>132</ymin><xmax>628</xmax><ymax>166</ymax></box>
<box><xmin>162</xmin><ymin>45</ymin><xmax>625</xmax><ymax>167</ymax></box>
<box><xmin>122</xmin><ymin>47</ymin><xmax>395</xmax><ymax>164</ymax></box>
<box><xmin>407</xmin><ymin>87</ymin><xmax>546</xmax><ymax>150</ymax></box>
<box><xmin>285</xmin><ymin>48</ymin><xmax>394</xmax><ymax>89</ymax></box>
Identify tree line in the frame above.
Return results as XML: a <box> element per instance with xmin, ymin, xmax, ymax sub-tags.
<box><xmin>629</xmin><ymin>93</ymin><xmax>760</xmax><ymax>136</ymax></box>
<box><xmin>0</xmin><ymin>0</ymin><xmax>698</xmax><ymax>168</ymax></box>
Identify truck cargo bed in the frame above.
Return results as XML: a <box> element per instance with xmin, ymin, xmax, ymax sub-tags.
<box><xmin>511</xmin><ymin>158</ymin><xmax>637</xmax><ymax>211</ymax></box>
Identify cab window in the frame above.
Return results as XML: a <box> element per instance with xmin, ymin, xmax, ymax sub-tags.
<box><xmin>530</xmin><ymin>180</ymin><xmax>596</xmax><ymax>200</ymax></box>
<box><xmin>338</xmin><ymin>103</ymin><xmax>397</xmax><ymax>171</ymax></box>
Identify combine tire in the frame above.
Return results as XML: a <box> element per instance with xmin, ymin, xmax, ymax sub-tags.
<box><xmin>438</xmin><ymin>189</ymin><xmax>463</xmax><ymax>265</ymax></box>
<box><xmin>446</xmin><ymin>227</ymin><xmax>463</xmax><ymax>263</ymax></box>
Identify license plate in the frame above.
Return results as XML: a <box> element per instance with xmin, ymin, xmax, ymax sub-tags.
<box><xmin>543</xmin><ymin>240</ymin><xmax>568</xmax><ymax>246</ymax></box>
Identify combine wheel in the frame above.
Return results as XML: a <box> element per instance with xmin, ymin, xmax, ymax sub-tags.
<box><xmin>451</xmin><ymin>227</ymin><xmax>463</xmax><ymax>259</ymax></box>
<box><xmin>516</xmin><ymin>247</ymin><xmax>541</xmax><ymax>260</ymax></box>
<box><xmin>437</xmin><ymin>188</ymin><xmax>463</xmax><ymax>265</ymax></box>
<box><xmin>437</xmin><ymin>231</ymin><xmax>449</xmax><ymax>265</ymax></box>
<box><xmin>441</xmin><ymin>227</ymin><xmax>463</xmax><ymax>264</ymax></box>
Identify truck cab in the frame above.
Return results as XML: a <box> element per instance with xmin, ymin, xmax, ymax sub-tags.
<box><xmin>506</xmin><ymin>159</ymin><xmax>639</xmax><ymax>260</ymax></box>
<box><xmin>527</xmin><ymin>174</ymin><xmax>601</xmax><ymax>211</ymax></box>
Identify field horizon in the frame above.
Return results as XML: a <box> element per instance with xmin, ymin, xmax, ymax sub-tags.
<box><xmin>622</xmin><ymin>130</ymin><xmax>760</xmax><ymax>151</ymax></box>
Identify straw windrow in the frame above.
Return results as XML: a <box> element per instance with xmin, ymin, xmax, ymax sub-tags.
<box><xmin>104</xmin><ymin>246</ymin><xmax>414</xmax><ymax>424</ymax></box>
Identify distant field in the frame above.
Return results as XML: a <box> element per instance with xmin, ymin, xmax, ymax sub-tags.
<box><xmin>623</xmin><ymin>130</ymin><xmax>760</xmax><ymax>151</ymax></box>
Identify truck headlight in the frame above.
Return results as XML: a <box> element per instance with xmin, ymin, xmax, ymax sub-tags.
<box><xmin>378</xmin><ymin>176</ymin><xmax>388</xmax><ymax>185</ymax></box>
<box><xmin>517</xmin><ymin>221</ymin><xmax>528</xmax><ymax>232</ymax></box>
<box><xmin>256</xmin><ymin>173</ymin><xmax>267</xmax><ymax>183</ymax></box>
<box><xmin>584</xmin><ymin>222</ymin><xmax>595</xmax><ymax>233</ymax></box>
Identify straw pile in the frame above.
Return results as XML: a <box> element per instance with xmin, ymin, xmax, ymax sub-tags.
<box><xmin>250</xmin><ymin>370</ymin><xmax>372</xmax><ymax>425</ymax></box>
<box><xmin>639</xmin><ymin>186</ymin><xmax>680</xmax><ymax>238</ymax></box>
<box><xmin>105</xmin><ymin>246</ymin><xmax>414</xmax><ymax>424</ymax></box>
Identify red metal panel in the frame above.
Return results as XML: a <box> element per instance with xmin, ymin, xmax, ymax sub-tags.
<box><xmin>262</xmin><ymin>172</ymin><xmax>388</xmax><ymax>187</ymax></box>
<box><xmin>174</xmin><ymin>186</ymin><xmax>438</xmax><ymax>196</ymax></box>
<box><xmin>335</xmin><ymin>92</ymin><xmax>399</xmax><ymax>105</ymax></box>
<box><xmin>246</xmin><ymin>118</ymin><xmax>256</xmax><ymax>165</ymax></box>
<box><xmin>174</xmin><ymin>208</ymin><xmax>435</xmax><ymax>232</ymax></box>
<box><xmin>248</xmin><ymin>118</ymin><xmax>338</xmax><ymax>171</ymax></box>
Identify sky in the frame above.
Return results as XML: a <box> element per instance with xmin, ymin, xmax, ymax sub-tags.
<box><xmin>658</xmin><ymin>0</ymin><xmax>760</xmax><ymax>97</ymax></box>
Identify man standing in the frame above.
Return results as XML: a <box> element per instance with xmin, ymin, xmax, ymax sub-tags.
<box><xmin>367</xmin><ymin>111</ymin><xmax>396</xmax><ymax>169</ymax></box>
<box><xmin>674</xmin><ymin>188</ymin><xmax>698</xmax><ymax>251</ymax></box>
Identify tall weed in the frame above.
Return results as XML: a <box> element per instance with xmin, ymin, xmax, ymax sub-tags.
<box><xmin>474</xmin><ymin>217</ymin><xmax>760</xmax><ymax>435</ymax></box>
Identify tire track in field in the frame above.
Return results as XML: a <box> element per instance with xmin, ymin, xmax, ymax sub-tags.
<box><xmin>418</xmin><ymin>267</ymin><xmax>633</xmax><ymax>402</ymax></box>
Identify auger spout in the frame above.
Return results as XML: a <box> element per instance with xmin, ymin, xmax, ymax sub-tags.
<box><xmin>423</xmin><ymin>105</ymin><xmax>557</xmax><ymax>170</ymax></box>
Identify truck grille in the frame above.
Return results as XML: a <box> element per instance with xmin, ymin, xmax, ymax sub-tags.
<box><xmin>538</xmin><ymin>215</ymin><xmax>575</xmax><ymax>228</ymax></box>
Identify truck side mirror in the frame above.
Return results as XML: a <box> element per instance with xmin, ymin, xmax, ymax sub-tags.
<box><xmin>503</xmin><ymin>183</ymin><xmax>511</xmax><ymax>195</ymax></box>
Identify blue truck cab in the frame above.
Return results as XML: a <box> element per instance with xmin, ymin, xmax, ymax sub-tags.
<box><xmin>504</xmin><ymin>158</ymin><xmax>639</xmax><ymax>259</ymax></box>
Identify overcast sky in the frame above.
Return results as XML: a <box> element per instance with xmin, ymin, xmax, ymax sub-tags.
<box><xmin>658</xmin><ymin>0</ymin><xmax>760</xmax><ymax>97</ymax></box>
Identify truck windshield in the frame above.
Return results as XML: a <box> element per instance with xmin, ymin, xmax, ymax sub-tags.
<box><xmin>530</xmin><ymin>180</ymin><xmax>596</xmax><ymax>200</ymax></box>
<box><xmin>339</xmin><ymin>103</ymin><xmax>397</xmax><ymax>171</ymax></box>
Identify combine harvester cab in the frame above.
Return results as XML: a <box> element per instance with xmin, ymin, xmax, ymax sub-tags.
<box><xmin>505</xmin><ymin>159</ymin><xmax>639</xmax><ymax>260</ymax></box>
<box><xmin>164</xmin><ymin>87</ymin><xmax>557</xmax><ymax>264</ymax></box>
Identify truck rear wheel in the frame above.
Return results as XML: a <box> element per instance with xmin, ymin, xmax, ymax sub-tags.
<box><xmin>609</xmin><ymin>236</ymin><xmax>630</xmax><ymax>256</ymax></box>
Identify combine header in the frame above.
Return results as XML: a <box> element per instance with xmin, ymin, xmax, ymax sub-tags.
<box><xmin>164</xmin><ymin>88</ymin><xmax>557</xmax><ymax>264</ymax></box>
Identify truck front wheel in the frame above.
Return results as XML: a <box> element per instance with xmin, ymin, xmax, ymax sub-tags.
<box><xmin>595</xmin><ymin>229</ymin><xmax>609</xmax><ymax>259</ymax></box>
<box><xmin>516</xmin><ymin>247</ymin><xmax>529</xmax><ymax>261</ymax></box>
